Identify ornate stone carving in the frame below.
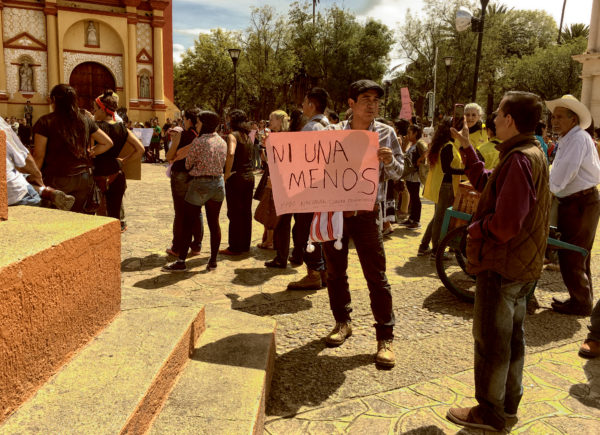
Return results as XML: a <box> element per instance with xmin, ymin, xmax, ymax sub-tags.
<box><xmin>19</xmin><ymin>62</ymin><xmax>33</xmax><ymax>91</ymax></box>
<box><xmin>3</xmin><ymin>8</ymin><xmax>46</xmax><ymax>42</ymax></box>
<box><xmin>5</xmin><ymin>49</ymin><xmax>47</xmax><ymax>97</ymax></box>
<box><xmin>136</xmin><ymin>23</ymin><xmax>152</xmax><ymax>54</ymax></box>
<box><xmin>63</xmin><ymin>52</ymin><xmax>123</xmax><ymax>88</ymax></box>
<box><xmin>86</xmin><ymin>21</ymin><xmax>98</xmax><ymax>46</ymax></box>
<box><xmin>139</xmin><ymin>73</ymin><xmax>150</xmax><ymax>98</ymax></box>
<box><xmin>137</xmin><ymin>64</ymin><xmax>153</xmax><ymax>76</ymax></box>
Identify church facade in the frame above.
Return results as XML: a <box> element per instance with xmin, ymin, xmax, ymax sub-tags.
<box><xmin>0</xmin><ymin>0</ymin><xmax>177</xmax><ymax>124</ymax></box>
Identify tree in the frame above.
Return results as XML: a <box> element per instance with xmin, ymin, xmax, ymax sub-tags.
<box><xmin>561</xmin><ymin>23</ymin><xmax>590</xmax><ymax>43</ymax></box>
<box><xmin>174</xmin><ymin>29</ymin><xmax>241</xmax><ymax>114</ymax></box>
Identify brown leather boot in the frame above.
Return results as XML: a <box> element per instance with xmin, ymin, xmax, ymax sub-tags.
<box><xmin>287</xmin><ymin>267</ymin><xmax>323</xmax><ymax>290</ymax></box>
<box><xmin>375</xmin><ymin>339</ymin><xmax>395</xmax><ymax>368</ymax></box>
<box><xmin>325</xmin><ymin>321</ymin><xmax>352</xmax><ymax>346</ymax></box>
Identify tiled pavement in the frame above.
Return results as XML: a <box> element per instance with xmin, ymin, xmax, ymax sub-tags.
<box><xmin>121</xmin><ymin>164</ymin><xmax>600</xmax><ymax>434</ymax></box>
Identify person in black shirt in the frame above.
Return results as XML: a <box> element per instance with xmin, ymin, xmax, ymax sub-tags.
<box><xmin>165</xmin><ymin>108</ymin><xmax>203</xmax><ymax>257</ymax></box>
<box><xmin>92</xmin><ymin>90</ymin><xmax>144</xmax><ymax>222</ymax></box>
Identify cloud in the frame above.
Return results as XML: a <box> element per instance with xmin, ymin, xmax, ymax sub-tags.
<box><xmin>173</xmin><ymin>43</ymin><xmax>186</xmax><ymax>64</ymax></box>
<box><xmin>174</xmin><ymin>28</ymin><xmax>212</xmax><ymax>37</ymax></box>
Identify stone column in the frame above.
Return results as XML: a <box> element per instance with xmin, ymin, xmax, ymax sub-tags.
<box><xmin>150</xmin><ymin>1</ymin><xmax>168</xmax><ymax>110</ymax></box>
<box><xmin>573</xmin><ymin>0</ymin><xmax>600</xmax><ymax>126</ymax></box>
<box><xmin>0</xmin><ymin>1</ymin><xmax>8</xmax><ymax>101</ymax></box>
<box><xmin>44</xmin><ymin>1</ymin><xmax>59</xmax><ymax>91</ymax></box>
<box><xmin>124</xmin><ymin>0</ymin><xmax>141</xmax><ymax>108</ymax></box>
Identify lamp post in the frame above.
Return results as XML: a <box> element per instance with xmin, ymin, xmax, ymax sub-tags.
<box><xmin>443</xmin><ymin>56</ymin><xmax>453</xmax><ymax>113</ymax></box>
<box><xmin>383</xmin><ymin>80</ymin><xmax>391</xmax><ymax>118</ymax></box>
<box><xmin>471</xmin><ymin>0</ymin><xmax>489</xmax><ymax>101</ymax></box>
<box><xmin>228</xmin><ymin>48</ymin><xmax>241</xmax><ymax>108</ymax></box>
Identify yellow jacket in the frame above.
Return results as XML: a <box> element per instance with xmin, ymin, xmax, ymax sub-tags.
<box><xmin>478</xmin><ymin>137</ymin><xmax>501</xmax><ymax>170</ymax></box>
<box><xmin>423</xmin><ymin>142</ymin><xmax>462</xmax><ymax>203</ymax></box>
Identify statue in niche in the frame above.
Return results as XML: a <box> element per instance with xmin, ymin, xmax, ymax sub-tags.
<box><xmin>87</xmin><ymin>21</ymin><xmax>98</xmax><ymax>46</ymax></box>
<box><xmin>19</xmin><ymin>62</ymin><xmax>33</xmax><ymax>92</ymax></box>
<box><xmin>140</xmin><ymin>74</ymin><xmax>150</xmax><ymax>99</ymax></box>
<box><xmin>24</xmin><ymin>101</ymin><xmax>33</xmax><ymax>126</ymax></box>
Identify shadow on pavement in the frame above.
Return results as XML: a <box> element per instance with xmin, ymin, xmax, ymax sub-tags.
<box><xmin>395</xmin><ymin>256</ymin><xmax>438</xmax><ymax>279</ymax></box>
<box><xmin>422</xmin><ymin>286</ymin><xmax>474</xmax><ymax>320</ymax></box>
<box><xmin>524</xmin><ymin>309</ymin><xmax>582</xmax><ymax>347</ymax></box>
<box><xmin>226</xmin><ymin>291</ymin><xmax>315</xmax><ymax>316</ymax></box>
<box><xmin>401</xmin><ymin>426</ymin><xmax>446</xmax><ymax>434</ymax></box>
<box><xmin>132</xmin><ymin>257</ymin><xmax>210</xmax><ymax>289</ymax></box>
<box><xmin>267</xmin><ymin>339</ymin><xmax>373</xmax><ymax>417</ymax></box>
<box><xmin>121</xmin><ymin>253</ymin><xmax>168</xmax><ymax>272</ymax></box>
<box><xmin>569</xmin><ymin>359</ymin><xmax>600</xmax><ymax>410</ymax></box>
<box><xmin>231</xmin><ymin>267</ymin><xmax>297</xmax><ymax>286</ymax></box>
<box><xmin>191</xmin><ymin>332</ymin><xmax>274</xmax><ymax>369</ymax></box>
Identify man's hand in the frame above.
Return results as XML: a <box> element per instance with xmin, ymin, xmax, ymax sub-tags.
<box><xmin>377</xmin><ymin>147</ymin><xmax>394</xmax><ymax>165</ymax></box>
<box><xmin>450</xmin><ymin>116</ymin><xmax>471</xmax><ymax>149</ymax></box>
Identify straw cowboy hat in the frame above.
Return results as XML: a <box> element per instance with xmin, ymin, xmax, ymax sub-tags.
<box><xmin>545</xmin><ymin>94</ymin><xmax>592</xmax><ymax>130</ymax></box>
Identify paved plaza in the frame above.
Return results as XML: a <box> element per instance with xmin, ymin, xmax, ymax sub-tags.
<box><xmin>120</xmin><ymin>164</ymin><xmax>600</xmax><ymax>434</ymax></box>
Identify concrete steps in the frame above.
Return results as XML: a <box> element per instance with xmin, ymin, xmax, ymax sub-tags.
<box><xmin>0</xmin><ymin>306</ymin><xmax>205</xmax><ymax>434</ymax></box>
<box><xmin>0</xmin><ymin>305</ymin><xmax>277</xmax><ymax>435</ymax></box>
<box><xmin>149</xmin><ymin>305</ymin><xmax>276</xmax><ymax>435</ymax></box>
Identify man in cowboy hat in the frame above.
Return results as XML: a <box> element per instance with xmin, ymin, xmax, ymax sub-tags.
<box><xmin>546</xmin><ymin>95</ymin><xmax>600</xmax><ymax>321</ymax></box>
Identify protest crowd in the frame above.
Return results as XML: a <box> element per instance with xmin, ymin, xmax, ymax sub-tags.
<box><xmin>6</xmin><ymin>79</ymin><xmax>600</xmax><ymax>432</ymax></box>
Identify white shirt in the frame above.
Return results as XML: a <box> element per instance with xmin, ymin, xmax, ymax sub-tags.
<box><xmin>5</xmin><ymin>125</ymin><xmax>30</xmax><ymax>204</ymax></box>
<box><xmin>550</xmin><ymin>126</ymin><xmax>600</xmax><ymax>197</ymax></box>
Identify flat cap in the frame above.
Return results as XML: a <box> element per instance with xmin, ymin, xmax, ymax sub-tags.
<box><xmin>349</xmin><ymin>80</ymin><xmax>384</xmax><ymax>101</ymax></box>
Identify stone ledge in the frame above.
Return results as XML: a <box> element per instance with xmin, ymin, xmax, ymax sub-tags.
<box><xmin>149</xmin><ymin>305</ymin><xmax>277</xmax><ymax>435</ymax></box>
<box><xmin>0</xmin><ymin>206</ymin><xmax>121</xmax><ymax>422</ymax></box>
<box><xmin>0</xmin><ymin>306</ymin><xmax>206</xmax><ymax>434</ymax></box>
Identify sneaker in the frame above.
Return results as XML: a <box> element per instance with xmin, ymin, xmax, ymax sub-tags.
<box><xmin>52</xmin><ymin>189</ymin><xmax>75</xmax><ymax>211</ymax></box>
<box><xmin>265</xmin><ymin>259</ymin><xmax>287</xmax><ymax>269</ymax></box>
<box><xmin>375</xmin><ymin>339</ymin><xmax>395</xmax><ymax>368</ymax></box>
<box><xmin>325</xmin><ymin>321</ymin><xmax>352</xmax><ymax>347</ymax></box>
<box><xmin>399</xmin><ymin>219</ymin><xmax>412</xmax><ymax>226</ymax></box>
<box><xmin>405</xmin><ymin>221</ymin><xmax>421</xmax><ymax>229</ymax></box>
<box><xmin>430</xmin><ymin>251</ymin><xmax>451</xmax><ymax>261</ymax></box>
<box><xmin>162</xmin><ymin>261</ymin><xmax>187</xmax><ymax>272</ymax></box>
<box><xmin>417</xmin><ymin>247</ymin><xmax>431</xmax><ymax>257</ymax></box>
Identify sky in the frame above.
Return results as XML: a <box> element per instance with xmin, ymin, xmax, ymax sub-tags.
<box><xmin>172</xmin><ymin>0</ymin><xmax>595</xmax><ymax>66</ymax></box>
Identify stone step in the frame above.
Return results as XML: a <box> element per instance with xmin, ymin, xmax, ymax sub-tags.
<box><xmin>0</xmin><ymin>305</ymin><xmax>205</xmax><ymax>435</ymax></box>
<box><xmin>149</xmin><ymin>305</ymin><xmax>277</xmax><ymax>435</ymax></box>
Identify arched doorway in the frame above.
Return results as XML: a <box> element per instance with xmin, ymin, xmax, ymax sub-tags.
<box><xmin>69</xmin><ymin>62</ymin><xmax>116</xmax><ymax>111</ymax></box>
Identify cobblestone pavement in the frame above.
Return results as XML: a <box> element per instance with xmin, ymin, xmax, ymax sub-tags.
<box><xmin>121</xmin><ymin>164</ymin><xmax>600</xmax><ymax>434</ymax></box>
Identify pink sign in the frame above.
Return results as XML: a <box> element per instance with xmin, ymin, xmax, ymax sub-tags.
<box><xmin>266</xmin><ymin>130</ymin><xmax>380</xmax><ymax>215</ymax></box>
<box><xmin>400</xmin><ymin>87</ymin><xmax>413</xmax><ymax>120</ymax></box>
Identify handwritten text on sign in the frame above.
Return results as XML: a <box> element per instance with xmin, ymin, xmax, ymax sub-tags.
<box><xmin>266</xmin><ymin>130</ymin><xmax>380</xmax><ymax>214</ymax></box>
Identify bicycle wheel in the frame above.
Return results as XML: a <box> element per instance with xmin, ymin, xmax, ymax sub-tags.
<box><xmin>436</xmin><ymin>224</ymin><xmax>477</xmax><ymax>302</ymax></box>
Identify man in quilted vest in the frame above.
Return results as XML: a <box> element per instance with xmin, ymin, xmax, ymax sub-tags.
<box><xmin>446</xmin><ymin>91</ymin><xmax>550</xmax><ymax>432</ymax></box>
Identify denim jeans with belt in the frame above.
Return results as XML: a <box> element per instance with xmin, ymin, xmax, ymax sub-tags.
<box><xmin>473</xmin><ymin>270</ymin><xmax>534</xmax><ymax>428</ymax></box>
<box><xmin>322</xmin><ymin>210</ymin><xmax>394</xmax><ymax>340</ymax></box>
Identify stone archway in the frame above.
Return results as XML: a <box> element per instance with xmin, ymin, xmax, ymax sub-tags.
<box><xmin>69</xmin><ymin>62</ymin><xmax>116</xmax><ymax>111</ymax></box>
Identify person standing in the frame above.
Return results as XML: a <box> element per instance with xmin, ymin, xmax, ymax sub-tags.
<box><xmin>285</xmin><ymin>87</ymin><xmax>331</xmax><ymax>286</ymax></box>
<box><xmin>446</xmin><ymin>91</ymin><xmax>550</xmax><ymax>431</ymax></box>
<box><xmin>219</xmin><ymin>109</ymin><xmax>256</xmax><ymax>255</ymax></box>
<box><xmin>546</xmin><ymin>95</ymin><xmax>600</xmax><ymax>317</ymax></box>
<box><xmin>399</xmin><ymin>124</ymin><xmax>427</xmax><ymax>229</ymax></box>
<box><xmin>322</xmin><ymin>80</ymin><xmax>403</xmax><ymax>368</ymax></box>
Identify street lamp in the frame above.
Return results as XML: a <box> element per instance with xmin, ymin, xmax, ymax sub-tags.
<box><xmin>383</xmin><ymin>80</ymin><xmax>391</xmax><ymax>118</ymax></box>
<box><xmin>443</xmin><ymin>56</ymin><xmax>453</xmax><ymax>113</ymax></box>
<box><xmin>456</xmin><ymin>0</ymin><xmax>490</xmax><ymax>101</ymax></box>
<box><xmin>228</xmin><ymin>48</ymin><xmax>241</xmax><ymax>108</ymax></box>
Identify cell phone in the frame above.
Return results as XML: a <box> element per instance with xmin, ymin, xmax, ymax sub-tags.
<box><xmin>453</xmin><ymin>104</ymin><xmax>464</xmax><ymax>130</ymax></box>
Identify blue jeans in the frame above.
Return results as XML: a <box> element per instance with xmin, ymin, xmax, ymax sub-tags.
<box><xmin>473</xmin><ymin>270</ymin><xmax>533</xmax><ymax>428</ymax></box>
<box><xmin>322</xmin><ymin>211</ymin><xmax>394</xmax><ymax>340</ymax></box>
<box><xmin>13</xmin><ymin>184</ymin><xmax>41</xmax><ymax>206</ymax></box>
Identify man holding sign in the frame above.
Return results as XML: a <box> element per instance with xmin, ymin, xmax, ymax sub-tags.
<box><xmin>324</xmin><ymin>80</ymin><xmax>403</xmax><ymax>368</ymax></box>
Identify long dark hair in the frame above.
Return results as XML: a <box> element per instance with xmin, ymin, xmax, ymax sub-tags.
<box><xmin>51</xmin><ymin>84</ymin><xmax>88</xmax><ymax>158</ymax></box>
<box><xmin>228</xmin><ymin>109</ymin><xmax>250</xmax><ymax>137</ymax></box>
<box><xmin>428</xmin><ymin>118</ymin><xmax>453</xmax><ymax>167</ymax></box>
<box><xmin>198</xmin><ymin>111</ymin><xmax>220</xmax><ymax>135</ymax></box>
<box><xmin>289</xmin><ymin>108</ymin><xmax>307</xmax><ymax>132</ymax></box>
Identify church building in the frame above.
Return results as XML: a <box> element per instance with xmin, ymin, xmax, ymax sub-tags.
<box><xmin>0</xmin><ymin>0</ymin><xmax>177</xmax><ymax>124</ymax></box>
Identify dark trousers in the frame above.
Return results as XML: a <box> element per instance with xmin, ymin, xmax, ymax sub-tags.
<box><xmin>557</xmin><ymin>189</ymin><xmax>600</xmax><ymax>308</ymax></box>
<box><xmin>293</xmin><ymin>212</ymin><xmax>325</xmax><ymax>271</ymax></box>
<box><xmin>45</xmin><ymin>171</ymin><xmax>93</xmax><ymax>213</ymax></box>
<box><xmin>273</xmin><ymin>214</ymin><xmax>293</xmax><ymax>264</ymax></box>
<box><xmin>180</xmin><ymin>200</ymin><xmax>222</xmax><ymax>263</ymax></box>
<box><xmin>406</xmin><ymin>180</ymin><xmax>421</xmax><ymax>223</ymax></box>
<box><xmin>104</xmin><ymin>172</ymin><xmax>126</xmax><ymax>221</ymax></box>
<box><xmin>225</xmin><ymin>173</ymin><xmax>255</xmax><ymax>253</ymax></box>
<box><xmin>171</xmin><ymin>171</ymin><xmax>203</xmax><ymax>253</ymax></box>
<box><xmin>420</xmin><ymin>182</ymin><xmax>454</xmax><ymax>252</ymax></box>
<box><xmin>322</xmin><ymin>211</ymin><xmax>394</xmax><ymax>340</ymax></box>
<box><xmin>473</xmin><ymin>270</ymin><xmax>532</xmax><ymax>429</ymax></box>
